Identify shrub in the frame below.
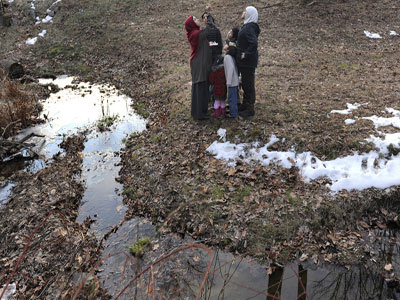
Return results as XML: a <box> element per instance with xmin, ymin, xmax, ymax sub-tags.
<box><xmin>0</xmin><ymin>69</ymin><xmax>37</xmax><ymax>137</ymax></box>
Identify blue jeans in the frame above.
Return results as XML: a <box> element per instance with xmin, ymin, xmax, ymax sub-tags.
<box><xmin>228</xmin><ymin>86</ymin><xmax>238</xmax><ymax>117</ymax></box>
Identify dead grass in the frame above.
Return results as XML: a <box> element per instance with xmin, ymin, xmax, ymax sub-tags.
<box><xmin>0</xmin><ymin>70</ymin><xmax>37</xmax><ymax>137</ymax></box>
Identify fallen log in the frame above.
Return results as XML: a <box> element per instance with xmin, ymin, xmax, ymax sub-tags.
<box><xmin>0</xmin><ymin>133</ymin><xmax>44</xmax><ymax>162</ymax></box>
<box><xmin>0</xmin><ymin>60</ymin><xmax>24</xmax><ymax>79</ymax></box>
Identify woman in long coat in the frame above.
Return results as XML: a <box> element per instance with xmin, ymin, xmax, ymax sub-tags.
<box><xmin>185</xmin><ymin>16</ymin><xmax>212</xmax><ymax>120</ymax></box>
<box><xmin>236</xmin><ymin>6</ymin><xmax>260</xmax><ymax>118</ymax></box>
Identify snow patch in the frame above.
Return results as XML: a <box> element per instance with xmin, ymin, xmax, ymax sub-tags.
<box><xmin>42</xmin><ymin>15</ymin><xmax>53</xmax><ymax>23</ymax></box>
<box><xmin>363</xmin><ymin>109</ymin><xmax>400</xmax><ymax>129</ymax></box>
<box><xmin>345</xmin><ymin>119</ymin><xmax>356</xmax><ymax>125</ymax></box>
<box><xmin>38</xmin><ymin>30</ymin><xmax>47</xmax><ymax>37</ymax></box>
<box><xmin>330</xmin><ymin>103</ymin><xmax>361</xmax><ymax>115</ymax></box>
<box><xmin>217</xmin><ymin>128</ymin><xmax>227</xmax><ymax>142</ymax></box>
<box><xmin>207</xmin><ymin>113</ymin><xmax>400</xmax><ymax>191</ymax></box>
<box><xmin>364</xmin><ymin>30</ymin><xmax>382</xmax><ymax>39</ymax></box>
<box><xmin>26</xmin><ymin>37</ymin><xmax>38</xmax><ymax>45</ymax></box>
<box><xmin>1</xmin><ymin>283</ymin><xmax>16</xmax><ymax>300</ymax></box>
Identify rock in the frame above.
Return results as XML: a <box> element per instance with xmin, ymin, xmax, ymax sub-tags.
<box><xmin>0</xmin><ymin>60</ymin><xmax>24</xmax><ymax>79</ymax></box>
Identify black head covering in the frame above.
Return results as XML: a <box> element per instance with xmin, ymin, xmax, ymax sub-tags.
<box><xmin>206</xmin><ymin>13</ymin><xmax>215</xmax><ymax>27</ymax></box>
<box><xmin>231</xmin><ymin>27</ymin><xmax>239</xmax><ymax>41</ymax></box>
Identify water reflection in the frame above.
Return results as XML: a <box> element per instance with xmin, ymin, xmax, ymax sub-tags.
<box><xmin>265</xmin><ymin>263</ymin><xmax>391</xmax><ymax>300</ymax></box>
<box><xmin>34</xmin><ymin>76</ymin><xmax>147</xmax><ymax>236</ymax></box>
<box><xmin>91</xmin><ymin>214</ymin><xmax>399</xmax><ymax>300</ymax></box>
<box><xmin>1</xmin><ymin>76</ymin><xmax>147</xmax><ymax>234</ymax></box>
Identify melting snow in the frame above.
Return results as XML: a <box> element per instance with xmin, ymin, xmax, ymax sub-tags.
<box><xmin>41</xmin><ymin>15</ymin><xmax>53</xmax><ymax>23</ymax></box>
<box><xmin>26</xmin><ymin>37</ymin><xmax>38</xmax><ymax>45</ymax></box>
<box><xmin>217</xmin><ymin>128</ymin><xmax>227</xmax><ymax>142</ymax></box>
<box><xmin>207</xmin><ymin>106</ymin><xmax>400</xmax><ymax>191</ymax></box>
<box><xmin>345</xmin><ymin>119</ymin><xmax>356</xmax><ymax>125</ymax></box>
<box><xmin>364</xmin><ymin>30</ymin><xmax>382</xmax><ymax>39</ymax></box>
<box><xmin>0</xmin><ymin>283</ymin><xmax>16</xmax><ymax>300</ymax></box>
<box><xmin>390</xmin><ymin>31</ymin><xmax>399</xmax><ymax>36</ymax></box>
<box><xmin>330</xmin><ymin>102</ymin><xmax>361</xmax><ymax>115</ymax></box>
<box><xmin>363</xmin><ymin>108</ymin><xmax>400</xmax><ymax>129</ymax></box>
<box><xmin>38</xmin><ymin>30</ymin><xmax>47</xmax><ymax>37</ymax></box>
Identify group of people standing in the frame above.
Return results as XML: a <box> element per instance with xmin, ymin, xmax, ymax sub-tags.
<box><xmin>184</xmin><ymin>6</ymin><xmax>260</xmax><ymax>120</ymax></box>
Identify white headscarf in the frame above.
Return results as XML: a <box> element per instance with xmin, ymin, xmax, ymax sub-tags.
<box><xmin>244</xmin><ymin>6</ymin><xmax>258</xmax><ymax>24</ymax></box>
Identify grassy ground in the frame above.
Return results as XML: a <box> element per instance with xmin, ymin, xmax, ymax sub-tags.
<box><xmin>2</xmin><ymin>0</ymin><xmax>400</xmax><ymax>291</ymax></box>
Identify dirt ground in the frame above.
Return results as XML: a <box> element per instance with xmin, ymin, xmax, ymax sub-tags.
<box><xmin>2</xmin><ymin>0</ymin><xmax>400</xmax><ymax>297</ymax></box>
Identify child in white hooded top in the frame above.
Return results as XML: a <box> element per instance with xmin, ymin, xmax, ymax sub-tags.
<box><xmin>223</xmin><ymin>28</ymin><xmax>239</xmax><ymax>118</ymax></box>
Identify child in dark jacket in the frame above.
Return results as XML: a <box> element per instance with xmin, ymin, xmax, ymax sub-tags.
<box><xmin>209</xmin><ymin>56</ymin><xmax>227</xmax><ymax>118</ymax></box>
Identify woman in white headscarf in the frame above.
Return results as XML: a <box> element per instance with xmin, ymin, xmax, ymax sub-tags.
<box><xmin>236</xmin><ymin>6</ymin><xmax>260</xmax><ymax>118</ymax></box>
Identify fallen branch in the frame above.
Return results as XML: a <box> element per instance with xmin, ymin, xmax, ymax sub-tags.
<box><xmin>2</xmin><ymin>119</ymin><xmax>21</xmax><ymax>138</ymax></box>
<box><xmin>17</xmin><ymin>132</ymin><xmax>44</xmax><ymax>144</ymax></box>
<box><xmin>0</xmin><ymin>132</ymin><xmax>44</xmax><ymax>161</ymax></box>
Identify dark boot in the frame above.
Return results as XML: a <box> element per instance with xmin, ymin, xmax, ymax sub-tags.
<box><xmin>238</xmin><ymin>103</ymin><xmax>248</xmax><ymax>112</ymax></box>
<box><xmin>239</xmin><ymin>105</ymin><xmax>255</xmax><ymax>118</ymax></box>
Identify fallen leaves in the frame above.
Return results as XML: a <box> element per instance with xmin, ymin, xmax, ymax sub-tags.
<box><xmin>0</xmin><ymin>136</ymin><xmax>106</xmax><ymax>299</ymax></box>
<box><xmin>385</xmin><ymin>263</ymin><xmax>393</xmax><ymax>272</ymax></box>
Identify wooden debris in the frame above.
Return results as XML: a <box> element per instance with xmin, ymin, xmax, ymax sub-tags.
<box><xmin>0</xmin><ymin>133</ymin><xmax>44</xmax><ymax>162</ymax></box>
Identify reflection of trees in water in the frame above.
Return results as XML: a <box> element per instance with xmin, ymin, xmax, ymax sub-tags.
<box><xmin>194</xmin><ymin>251</ymin><xmax>393</xmax><ymax>300</ymax></box>
<box><xmin>309</xmin><ymin>265</ymin><xmax>387</xmax><ymax>300</ymax></box>
<box><xmin>102</xmin><ymin>245</ymin><xmax>395</xmax><ymax>299</ymax></box>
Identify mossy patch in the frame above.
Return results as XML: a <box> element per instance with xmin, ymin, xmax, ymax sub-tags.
<box><xmin>387</xmin><ymin>143</ymin><xmax>400</xmax><ymax>157</ymax></box>
<box><xmin>132</xmin><ymin>102</ymin><xmax>149</xmax><ymax>118</ymax></box>
<box><xmin>233</xmin><ymin>185</ymin><xmax>252</xmax><ymax>202</ymax></box>
<box><xmin>97</xmin><ymin>115</ymin><xmax>118</xmax><ymax>131</ymax></box>
<box><xmin>129</xmin><ymin>237</ymin><xmax>151</xmax><ymax>257</ymax></box>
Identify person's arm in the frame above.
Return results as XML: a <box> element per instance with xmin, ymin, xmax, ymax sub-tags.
<box><xmin>216</xmin><ymin>29</ymin><xmax>223</xmax><ymax>55</ymax></box>
<box><xmin>242</xmin><ymin>27</ymin><xmax>258</xmax><ymax>58</ymax></box>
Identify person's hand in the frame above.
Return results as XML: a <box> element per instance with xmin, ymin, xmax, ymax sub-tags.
<box><xmin>241</xmin><ymin>52</ymin><xmax>245</xmax><ymax>59</ymax></box>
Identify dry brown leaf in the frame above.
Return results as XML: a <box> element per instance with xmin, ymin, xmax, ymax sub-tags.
<box><xmin>384</xmin><ymin>263</ymin><xmax>393</xmax><ymax>271</ymax></box>
<box><xmin>227</xmin><ymin>168</ymin><xmax>236</xmax><ymax>176</ymax></box>
<box><xmin>359</xmin><ymin>221</ymin><xmax>369</xmax><ymax>229</ymax></box>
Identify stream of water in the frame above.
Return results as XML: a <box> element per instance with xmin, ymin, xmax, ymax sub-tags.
<box><xmin>1</xmin><ymin>76</ymin><xmax>399</xmax><ymax>299</ymax></box>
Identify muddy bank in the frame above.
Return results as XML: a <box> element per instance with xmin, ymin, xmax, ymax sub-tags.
<box><xmin>0</xmin><ymin>136</ymin><xmax>108</xmax><ymax>299</ymax></box>
<box><xmin>118</xmin><ymin>118</ymin><xmax>400</xmax><ymax>264</ymax></box>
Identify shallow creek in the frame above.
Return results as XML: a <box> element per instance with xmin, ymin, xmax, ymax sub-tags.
<box><xmin>0</xmin><ymin>76</ymin><xmax>399</xmax><ymax>299</ymax></box>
